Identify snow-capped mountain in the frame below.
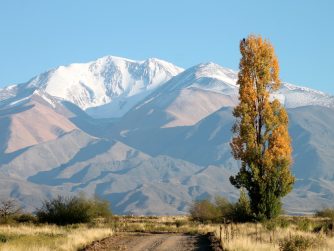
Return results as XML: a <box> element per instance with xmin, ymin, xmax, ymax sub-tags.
<box><xmin>0</xmin><ymin>56</ymin><xmax>183</xmax><ymax>118</ymax></box>
<box><xmin>273</xmin><ymin>83</ymin><xmax>334</xmax><ymax>108</ymax></box>
<box><xmin>1</xmin><ymin>56</ymin><xmax>333</xmax><ymax>120</ymax></box>
<box><xmin>1</xmin><ymin>55</ymin><xmax>334</xmax><ymax>215</ymax></box>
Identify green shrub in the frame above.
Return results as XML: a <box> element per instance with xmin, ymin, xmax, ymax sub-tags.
<box><xmin>189</xmin><ymin>199</ymin><xmax>222</xmax><ymax>223</ymax></box>
<box><xmin>263</xmin><ymin>219</ymin><xmax>278</xmax><ymax>231</ymax></box>
<box><xmin>0</xmin><ymin>234</ymin><xmax>7</xmax><ymax>243</ymax></box>
<box><xmin>296</xmin><ymin>218</ymin><xmax>311</xmax><ymax>232</ymax></box>
<box><xmin>277</xmin><ymin>217</ymin><xmax>290</xmax><ymax>228</ymax></box>
<box><xmin>189</xmin><ymin>192</ymin><xmax>253</xmax><ymax>223</ymax></box>
<box><xmin>263</xmin><ymin>217</ymin><xmax>290</xmax><ymax>231</ymax></box>
<box><xmin>313</xmin><ymin>221</ymin><xmax>334</xmax><ymax>235</ymax></box>
<box><xmin>36</xmin><ymin>195</ymin><xmax>112</xmax><ymax>225</ymax></box>
<box><xmin>14</xmin><ymin>213</ymin><xmax>38</xmax><ymax>223</ymax></box>
<box><xmin>279</xmin><ymin>235</ymin><xmax>320</xmax><ymax>251</ymax></box>
<box><xmin>175</xmin><ymin>220</ymin><xmax>187</xmax><ymax>228</ymax></box>
<box><xmin>316</xmin><ymin>208</ymin><xmax>334</xmax><ymax>219</ymax></box>
<box><xmin>230</xmin><ymin>189</ymin><xmax>253</xmax><ymax>222</ymax></box>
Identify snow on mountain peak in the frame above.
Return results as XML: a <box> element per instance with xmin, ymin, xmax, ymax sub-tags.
<box><xmin>23</xmin><ymin>56</ymin><xmax>184</xmax><ymax>118</ymax></box>
<box><xmin>193</xmin><ymin>62</ymin><xmax>238</xmax><ymax>86</ymax></box>
<box><xmin>274</xmin><ymin>82</ymin><xmax>334</xmax><ymax>108</ymax></box>
<box><xmin>1</xmin><ymin>56</ymin><xmax>333</xmax><ymax>119</ymax></box>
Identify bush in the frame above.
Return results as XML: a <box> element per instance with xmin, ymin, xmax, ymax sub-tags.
<box><xmin>264</xmin><ymin>217</ymin><xmax>290</xmax><ymax>231</ymax></box>
<box><xmin>14</xmin><ymin>213</ymin><xmax>38</xmax><ymax>223</ymax></box>
<box><xmin>88</xmin><ymin>197</ymin><xmax>111</xmax><ymax>218</ymax></box>
<box><xmin>175</xmin><ymin>220</ymin><xmax>187</xmax><ymax>228</ymax></box>
<box><xmin>0</xmin><ymin>199</ymin><xmax>21</xmax><ymax>224</ymax></box>
<box><xmin>230</xmin><ymin>189</ymin><xmax>252</xmax><ymax>222</ymax></box>
<box><xmin>316</xmin><ymin>208</ymin><xmax>334</xmax><ymax>219</ymax></box>
<box><xmin>189</xmin><ymin>191</ymin><xmax>253</xmax><ymax>223</ymax></box>
<box><xmin>36</xmin><ymin>195</ymin><xmax>112</xmax><ymax>225</ymax></box>
<box><xmin>0</xmin><ymin>234</ymin><xmax>7</xmax><ymax>243</ymax></box>
<box><xmin>189</xmin><ymin>199</ymin><xmax>222</xmax><ymax>223</ymax></box>
<box><xmin>313</xmin><ymin>221</ymin><xmax>334</xmax><ymax>235</ymax></box>
<box><xmin>279</xmin><ymin>235</ymin><xmax>321</xmax><ymax>251</ymax></box>
<box><xmin>296</xmin><ymin>218</ymin><xmax>311</xmax><ymax>232</ymax></box>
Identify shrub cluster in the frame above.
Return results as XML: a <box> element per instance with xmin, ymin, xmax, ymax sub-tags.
<box><xmin>279</xmin><ymin>235</ymin><xmax>322</xmax><ymax>251</ymax></box>
<box><xmin>263</xmin><ymin>217</ymin><xmax>290</xmax><ymax>231</ymax></box>
<box><xmin>316</xmin><ymin>208</ymin><xmax>334</xmax><ymax>219</ymax></box>
<box><xmin>0</xmin><ymin>199</ymin><xmax>23</xmax><ymax>224</ymax></box>
<box><xmin>36</xmin><ymin>195</ymin><xmax>112</xmax><ymax>225</ymax></box>
<box><xmin>189</xmin><ymin>189</ymin><xmax>252</xmax><ymax>223</ymax></box>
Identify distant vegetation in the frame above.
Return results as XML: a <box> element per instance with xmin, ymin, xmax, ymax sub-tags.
<box><xmin>0</xmin><ymin>195</ymin><xmax>112</xmax><ymax>226</ymax></box>
<box><xmin>1</xmin><ymin>199</ymin><xmax>334</xmax><ymax>251</ymax></box>
<box><xmin>189</xmin><ymin>190</ymin><xmax>252</xmax><ymax>223</ymax></box>
<box><xmin>36</xmin><ymin>195</ymin><xmax>112</xmax><ymax>225</ymax></box>
<box><xmin>316</xmin><ymin>208</ymin><xmax>334</xmax><ymax>220</ymax></box>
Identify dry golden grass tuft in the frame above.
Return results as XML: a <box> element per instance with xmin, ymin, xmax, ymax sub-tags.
<box><xmin>0</xmin><ymin>224</ymin><xmax>113</xmax><ymax>251</ymax></box>
<box><xmin>1</xmin><ymin>215</ymin><xmax>334</xmax><ymax>251</ymax></box>
<box><xmin>213</xmin><ymin>221</ymin><xmax>334</xmax><ymax>251</ymax></box>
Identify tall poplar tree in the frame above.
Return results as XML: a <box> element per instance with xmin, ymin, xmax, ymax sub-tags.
<box><xmin>230</xmin><ymin>35</ymin><xmax>295</xmax><ymax>220</ymax></box>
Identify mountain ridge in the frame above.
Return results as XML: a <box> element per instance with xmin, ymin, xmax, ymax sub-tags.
<box><xmin>1</xmin><ymin>55</ymin><xmax>334</xmax><ymax>215</ymax></box>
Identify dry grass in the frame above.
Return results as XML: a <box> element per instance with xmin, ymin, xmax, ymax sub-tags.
<box><xmin>213</xmin><ymin>221</ymin><xmax>334</xmax><ymax>251</ymax></box>
<box><xmin>110</xmin><ymin>215</ymin><xmax>218</xmax><ymax>234</ymax></box>
<box><xmin>1</xmin><ymin>215</ymin><xmax>334</xmax><ymax>251</ymax></box>
<box><xmin>0</xmin><ymin>224</ymin><xmax>113</xmax><ymax>251</ymax></box>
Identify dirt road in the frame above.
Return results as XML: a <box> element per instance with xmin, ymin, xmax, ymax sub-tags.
<box><xmin>82</xmin><ymin>232</ymin><xmax>219</xmax><ymax>251</ymax></box>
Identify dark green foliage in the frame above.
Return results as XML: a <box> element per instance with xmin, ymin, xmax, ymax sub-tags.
<box><xmin>230</xmin><ymin>189</ymin><xmax>252</xmax><ymax>222</ymax></box>
<box><xmin>175</xmin><ymin>220</ymin><xmax>187</xmax><ymax>228</ymax></box>
<box><xmin>13</xmin><ymin>213</ymin><xmax>38</xmax><ymax>223</ymax></box>
<box><xmin>0</xmin><ymin>234</ymin><xmax>7</xmax><ymax>243</ymax></box>
<box><xmin>313</xmin><ymin>221</ymin><xmax>334</xmax><ymax>235</ymax></box>
<box><xmin>36</xmin><ymin>195</ymin><xmax>112</xmax><ymax>225</ymax></box>
<box><xmin>279</xmin><ymin>235</ymin><xmax>320</xmax><ymax>251</ymax></box>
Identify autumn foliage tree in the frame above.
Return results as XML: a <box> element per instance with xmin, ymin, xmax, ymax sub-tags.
<box><xmin>230</xmin><ymin>35</ymin><xmax>295</xmax><ymax>220</ymax></box>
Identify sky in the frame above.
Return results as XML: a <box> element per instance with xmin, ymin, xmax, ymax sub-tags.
<box><xmin>0</xmin><ymin>0</ymin><xmax>333</xmax><ymax>93</ymax></box>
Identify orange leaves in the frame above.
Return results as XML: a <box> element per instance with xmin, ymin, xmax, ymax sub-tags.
<box><xmin>230</xmin><ymin>35</ymin><xmax>294</xmax><ymax>207</ymax></box>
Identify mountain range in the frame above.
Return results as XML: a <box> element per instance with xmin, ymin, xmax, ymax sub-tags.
<box><xmin>1</xmin><ymin>56</ymin><xmax>334</xmax><ymax>215</ymax></box>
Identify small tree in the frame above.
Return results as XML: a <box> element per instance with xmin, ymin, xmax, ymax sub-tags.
<box><xmin>232</xmin><ymin>189</ymin><xmax>252</xmax><ymax>222</ymax></box>
<box><xmin>0</xmin><ymin>199</ymin><xmax>21</xmax><ymax>221</ymax></box>
<box><xmin>230</xmin><ymin>35</ymin><xmax>295</xmax><ymax>220</ymax></box>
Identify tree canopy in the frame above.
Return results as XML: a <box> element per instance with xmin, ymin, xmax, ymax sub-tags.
<box><xmin>230</xmin><ymin>35</ymin><xmax>295</xmax><ymax>220</ymax></box>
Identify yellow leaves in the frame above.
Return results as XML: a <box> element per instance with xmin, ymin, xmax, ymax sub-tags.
<box><xmin>231</xmin><ymin>35</ymin><xmax>294</xmax><ymax>218</ymax></box>
<box><xmin>269</xmin><ymin>125</ymin><xmax>292</xmax><ymax>159</ymax></box>
<box><xmin>231</xmin><ymin>34</ymin><xmax>294</xmax><ymax>197</ymax></box>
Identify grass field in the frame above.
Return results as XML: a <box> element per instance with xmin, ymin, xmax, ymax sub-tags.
<box><xmin>0</xmin><ymin>224</ymin><xmax>113</xmax><ymax>251</ymax></box>
<box><xmin>0</xmin><ymin>216</ymin><xmax>334</xmax><ymax>250</ymax></box>
<box><xmin>213</xmin><ymin>217</ymin><xmax>334</xmax><ymax>251</ymax></box>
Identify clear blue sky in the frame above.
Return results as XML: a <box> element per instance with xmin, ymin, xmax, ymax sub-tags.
<box><xmin>1</xmin><ymin>0</ymin><xmax>333</xmax><ymax>93</ymax></box>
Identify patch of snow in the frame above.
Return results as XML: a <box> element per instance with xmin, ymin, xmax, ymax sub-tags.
<box><xmin>8</xmin><ymin>96</ymin><xmax>30</xmax><ymax>107</ymax></box>
<box><xmin>23</xmin><ymin>56</ymin><xmax>184</xmax><ymax>118</ymax></box>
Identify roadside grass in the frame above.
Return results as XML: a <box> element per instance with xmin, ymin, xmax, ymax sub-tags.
<box><xmin>213</xmin><ymin>217</ymin><xmax>334</xmax><ymax>251</ymax></box>
<box><xmin>1</xmin><ymin>215</ymin><xmax>334</xmax><ymax>251</ymax></box>
<box><xmin>109</xmin><ymin>215</ymin><xmax>217</xmax><ymax>234</ymax></box>
<box><xmin>0</xmin><ymin>224</ymin><xmax>113</xmax><ymax>251</ymax></box>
